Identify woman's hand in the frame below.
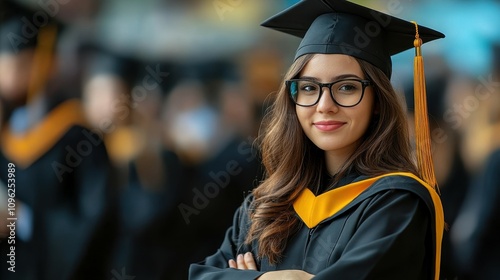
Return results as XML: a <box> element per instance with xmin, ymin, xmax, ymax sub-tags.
<box><xmin>228</xmin><ymin>252</ymin><xmax>314</xmax><ymax>279</ymax></box>
<box><xmin>228</xmin><ymin>252</ymin><xmax>258</xmax><ymax>270</ymax></box>
<box><xmin>257</xmin><ymin>270</ymin><xmax>314</xmax><ymax>280</ymax></box>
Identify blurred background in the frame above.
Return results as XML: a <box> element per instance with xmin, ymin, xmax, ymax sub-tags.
<box><xmin>0</xmin><ymin>0</ymin><xmax>499</xmax><ymax>279</ymax></box>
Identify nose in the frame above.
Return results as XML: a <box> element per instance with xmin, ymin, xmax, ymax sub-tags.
<box><xmin>316</xmin><ymin>87</ymin><xmax>339</xmax><ymax>113</ymax></box>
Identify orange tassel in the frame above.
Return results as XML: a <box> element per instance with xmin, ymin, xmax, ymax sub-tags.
<box><xmin>411</xmin><ymin>21</ymin><xmax>438</xmax><ymax>191</ymax></box>
<box><xmin>27</xmin><ymin>24</ymin><xmax>58</xmax><ymax>103</ymax></box>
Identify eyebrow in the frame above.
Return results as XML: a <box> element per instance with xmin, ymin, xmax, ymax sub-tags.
<box><xmin>298</xmin><ymin>74</ymin><xmax>364</xmax><ymax>81</ymax></box>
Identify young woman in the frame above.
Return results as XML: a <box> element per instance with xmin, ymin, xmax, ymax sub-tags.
<box><xmin>189</xmin><ymin>1</ymin><xmax>444</xmax><ymax>279</ymax></box>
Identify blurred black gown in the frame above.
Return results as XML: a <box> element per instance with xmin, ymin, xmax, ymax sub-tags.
<box><xmin>452</xmin><ymin>149</ymin><xmax>500</xmax><ymax>279</ymax></box>
<box><xmin>176</xmin><ymin>136</ymin><xmax>262</xmax><ymax>279</ymax></box>
<box><xmin>110</xmin><ymin>149</ymin><xmax>184</xmax><ymax>280</ymax></box>
<box><xmin>0</xmin><ymin>99</ymin><xmax>117</xmax><ymax>280</ymax></box>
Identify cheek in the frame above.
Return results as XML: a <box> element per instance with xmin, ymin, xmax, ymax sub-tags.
<box><xmin>357</xmin><ymin>111</ymin><xmax>373</xmax><ymax>132</ymax></box>
<box><xmin>295</xmin><ymin>107</ymin><xmax>310</xmax><ymax>129</ymax></box>
<box><xmin>352</xmin><ymin>93</ymin><xmax>375</xmax><ymax>130</ymax></box>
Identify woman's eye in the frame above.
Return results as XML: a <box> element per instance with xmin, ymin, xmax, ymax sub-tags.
<box><xmin>338</xmin><ymin>84</ymin><xmax>357</xmax><ymax>92</ymax></box>
<box><xmin>300</xmin><ymin>84</ymin><xmax>318</xmax><ymax>92</ymax></box>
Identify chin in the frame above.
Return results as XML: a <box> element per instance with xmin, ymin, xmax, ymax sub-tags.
<box><xmin>311</xmin><ymin>137</ymin><xmax>358</xmax><ymax>153</ymax></box>
<box><xmin>313</xmin><ymin>141</ymin><xmax>346</xmax><ymax>152</ymax></box>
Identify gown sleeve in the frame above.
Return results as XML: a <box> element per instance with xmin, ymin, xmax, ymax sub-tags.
<box><xmin>313</xmin><ymin>190</ymin><xmax>430</xmax><ymax>280</ymax></box>
<box><xmin>189</xmin><ymin>195</ymin><xmax>265</xmax><ymax>280</ymax></box>
<box><xmin>43</xmin><ymin>126</ymin><xmax>117</xmax><ymax>279</ymax></box>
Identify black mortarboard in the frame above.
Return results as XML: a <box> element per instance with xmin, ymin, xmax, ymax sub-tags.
<box><xmin>1</xmin><ymin>0</ymin><xmax>63</xmax><ymax>103</ymax></box>
<box><xmin>82</xmin><ymin>44</ymin><xmax>140</xmax><ymax>88</ymax></box>
<box><xmin>261</xmin><ymin>0</ymin><xmax>444</xmax><ymax>78</ymax></box>
<box><xmin>0</xmin><ymin>0</ymin><xmax>39</xmax><ymax>53</ymax></box>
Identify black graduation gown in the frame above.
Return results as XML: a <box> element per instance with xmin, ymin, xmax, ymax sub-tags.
<box><xmin>174</xmin><ymin>136</ymin><xmax>262</xmax><ymax>278</ymax></box>
<box><xmin>452</xmin><ymin>149</ymin><xmax>500</xmax><ymax>279</ymax></box>
<box><xmin>437</xmin><ymin>151</ymin><xmax>470</xmax><ymax>279</ymax></box>
<box><xmin>0</xmin><ymin>99</ymin><xmax>117</xmax><ymax>280</ymax></box>
<box><xmin>189</xmin><ymin>172</ymin><xmax>443</xmax><ymax>280</ymax></box>
<box><xmin>111</xmin><ymin>149</ymin><xmax>184</xmax><ymax>280</ymax></box>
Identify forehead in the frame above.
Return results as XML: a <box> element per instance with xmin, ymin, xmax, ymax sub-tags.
<box><xmin>300</xmin><ymin>54</ymin><xmax>363</xmax><ymax>78</ymax></box>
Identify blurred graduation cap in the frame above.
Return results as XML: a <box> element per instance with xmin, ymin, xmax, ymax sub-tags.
<box><xmin>83</xmin><ymin>44</ymin><xmax>140</xmax><ymax>87</ymax></box>
<box><xmin>262</xmin><ymin>0</ymin><xmax>445</xmax><ymax>190</ymax></box>
<box><xmin>0</xmin><ymin>0</ymin><xmax>39</xmax><ymax>53</ymax></box>
<box><xmin>0</xmin><ymin>0</ymin><xmax>64</xmax><ymax>103</ymax></box>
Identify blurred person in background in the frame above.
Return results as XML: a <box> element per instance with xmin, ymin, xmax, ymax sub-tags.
<box><xmin>0</xmin><ymin>1</ymin><xmax>117</xmax><ymax>279</ymax></box>
<box><xmin>162</xmin><ymin>79</ymin><xmax>220</xmax><ymax>165</ymax></box>
<box><xmin>81</xmin><ymin>45</ymin><xmax>142</xmax><ymax>171</ymax></box>
<box><xmin>0</xmin><ymin>97</ymin><xmax>7</xmax><ymax>238</ymax></box>
<box><xmin>0</xmin><ymin>181</ymin><xmax>7</xmax><ymax>238</ymax></box>
<box><xmin>163</xmin><ymin>70</ymin><xmax>262</xmax><ymax>277</ymax></box>
<box><xmin>109</xmin><ymin>62</ymin><xmax>185</xmax><ymax>280</ymax></box>
<box><xmin>217</xmin><ymin>80</ymin><xmax>256</xmax><ymax>140</ymax></box>
<box><xmin>241</xmin><ymin>46</ymin><xmax>286</xmax><ymax>137</ymax></box>
<box><xmin>445</xmin><ymin>77</ymin><xmax>493</xmax><ymax>176</ymax></box>
<box><xmin>81</xmin><ymin>43</ymin><xmax>189</xmax><ymax>279</ymax></box>
<box><xmin>451</xmin><ymin>43</ymin><xmax>500</xmax><ymax>280</ymax></box>
<box><xmin>404</xmin><ymin>65</ymin><xmax>470</xmax><ymax>279</ymax></box>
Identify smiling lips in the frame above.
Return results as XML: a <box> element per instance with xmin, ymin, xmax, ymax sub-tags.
<box><xmin>313</xmin><ymin>120</ymin><xmax>346</xmax><ymax>131</ymax></box>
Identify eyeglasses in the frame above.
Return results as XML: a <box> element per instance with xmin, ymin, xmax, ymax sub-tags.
<box><xmin>286</xmin><ymin>78</ymin><xmax>372</xmax><ymax>107</ymax></box>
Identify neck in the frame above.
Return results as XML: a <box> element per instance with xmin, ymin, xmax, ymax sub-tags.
<box><xmin>325</xmin><ymin>148</ymin><xmax>354</xmax><ymax>176</ymax></box>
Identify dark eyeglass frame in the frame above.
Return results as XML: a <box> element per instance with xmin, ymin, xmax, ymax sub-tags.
<box><xmin>286</xmin><ymin>78</ymin><xmax>372</xmax><ymax>107</ymax></box>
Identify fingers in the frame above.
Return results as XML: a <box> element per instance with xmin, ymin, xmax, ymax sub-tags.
<box><xmin>244</xmin><ymin>252</ymin><xmax>257</xmax><ymax>270</ymax></box>
<box><xmin>228</xmin><ymin>252</ymin><xmax>257</xmax><ymax>270</ymax></box>
<box><xmin>228</xmin><ymin>259</ymin><xmax>237</xmax><ymax>269</ymax></box>
<box><xmin>237</xmin><ymin>253</ymin><xmax>246</xmax><ymax>269</ymax></box>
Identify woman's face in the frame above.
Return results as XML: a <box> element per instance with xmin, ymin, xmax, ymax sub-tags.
<box><xmin>295</xmin><ymin>54</ymin><xmax>375</xmax><ymax>158</ymax></box>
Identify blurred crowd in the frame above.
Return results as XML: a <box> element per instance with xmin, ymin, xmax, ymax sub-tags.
<box><xmin>0</xmin><ymin>0</ymin><xmax>499</xmax><ymax>279</ymax></box>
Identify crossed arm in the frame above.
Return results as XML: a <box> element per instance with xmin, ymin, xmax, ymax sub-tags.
<box><xmin>228</xmin><ymin>252</ymin><xmax>314</xmax><ymax>280</ymax></box>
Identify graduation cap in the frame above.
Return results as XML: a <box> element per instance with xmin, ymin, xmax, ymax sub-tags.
<box><xmin>83</xmin><ymin>45</ymin><xmax>140</xmax><ymax>88</ymax></box>
<box><xmin>0</xmin><ymin>0</ymin><xmax>39</xmax><ymax>53</ymax></box>
<box><xmin>0</xmin><ymin>0</ymin><xmax>62</xmax><ymax>103</ymax></box>
<box><xmin>262</xmin><ymin>0</ymin><xmax>444</xmax><ymax>191</ymax></box>
<box><xmin>261</xmin><ymin>0</ymin><xmax>444</xmax><ymax>78</ymax></box>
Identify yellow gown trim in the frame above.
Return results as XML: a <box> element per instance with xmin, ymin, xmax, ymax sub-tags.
<box><xmin>293</xmin><ymin>172</ymin><xmax>443</xmax><ymax>280</ymax></box>
<box><xmin>1</xmin><ymin>99</ymin><xmax>87</xmax><ymax>168</ymax></box>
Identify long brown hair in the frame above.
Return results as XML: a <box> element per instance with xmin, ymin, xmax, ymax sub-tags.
<box><xmin>245</xmin><ymin>54</ymin><xmax>419</xmax><ymax>264</ymax></box>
